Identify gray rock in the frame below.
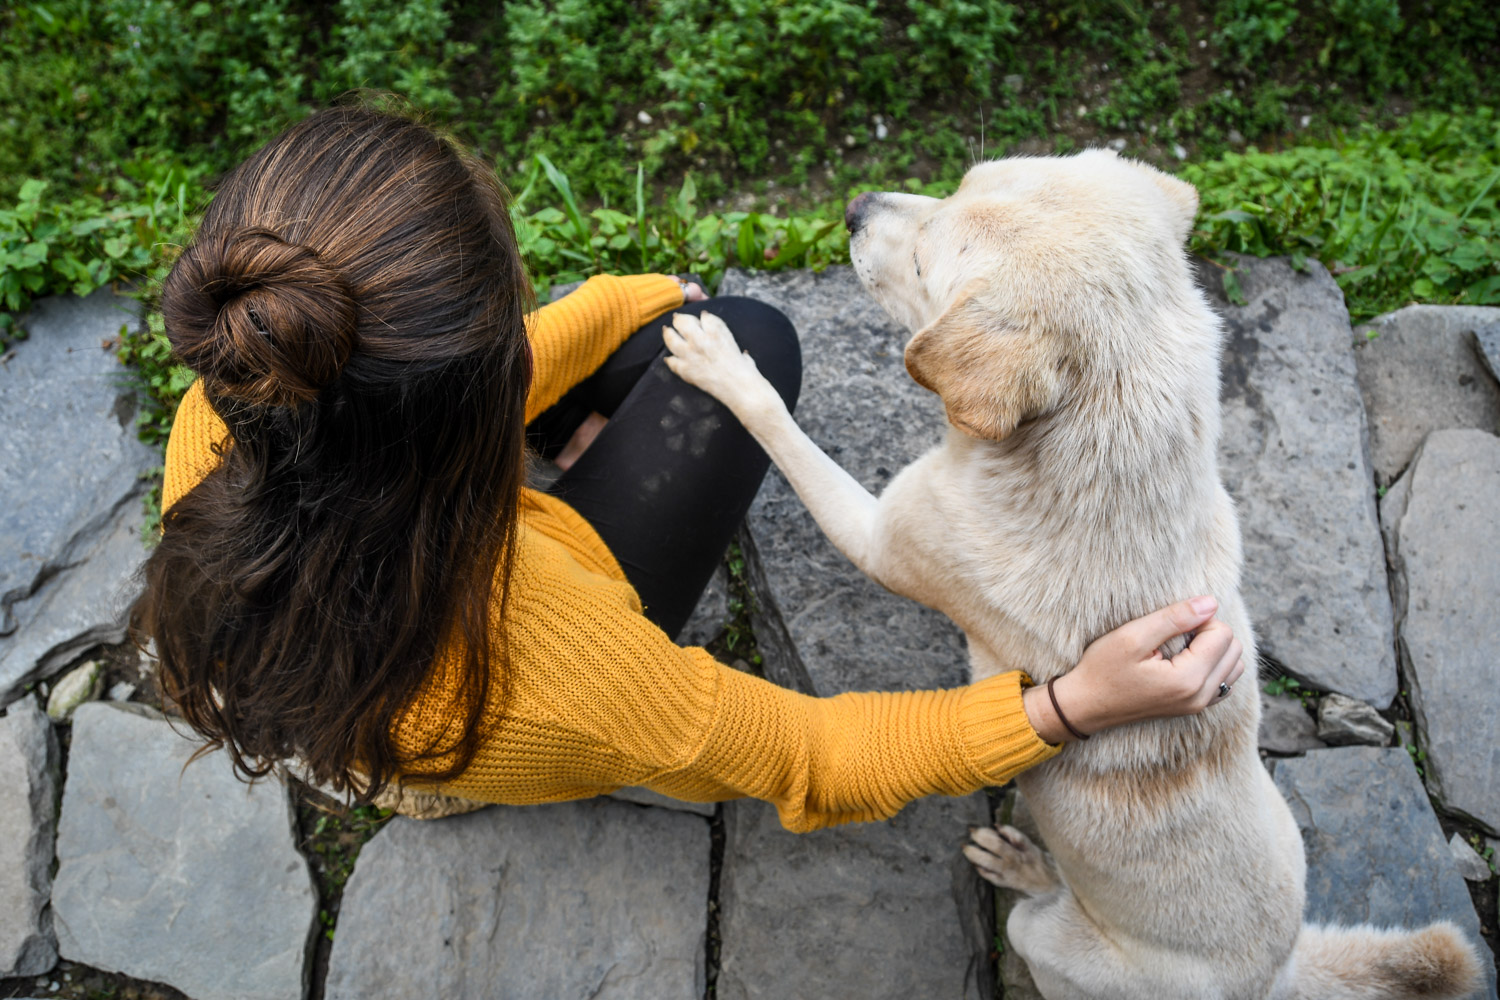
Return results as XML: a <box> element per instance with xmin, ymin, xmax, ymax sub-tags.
<box><xmin>1473</xmin><ymin>322</ymin><xmax>1500</xmax><ymax>385</ymax></box>
<box><xmin>52</xmin><ymin>702</ymin><xmax>317</xmax><ymax>1000</ymax></box>
<box><xmin>1259</xmin><ymin>690</ymin><xmax>1325</xmax><ymax>753</ymax></box>
<box><xmin>326</xmin><ymin>799</ymin><xmax>709</xmax><ymax>1000</ymax></box>
<box><xmin>1353</xmin><ymin>305</ymin><xmax>1500</xmax><ymax>485</ymax></box>
<box><xmin>1</xmin><ymin>500</ymin><xmax>148</xmax><ymax>707</ymax></box>
<box><xmin>676</xmin><ymin>561</ymin><xmax>728</xmax><ymax>648</ymax></box>
<box><xmin>0</xmin><ymin>290</ymin><xmax>155</xmax><ymax>706</ymax></box>
<box><xmin>1205</xmin><ymin>256</ymin><xmax>1396</xmax><ymax>706</ymax></box>
<box><xmin>716</xmin><ymin>794</ymin><xmax>994</xmax><ymax>1000</ymax></box>
<box><xmin>1315</xmin><ymin>693</ymin><xmax>1394</xmax><ymax>747</ymax></box>
<box><xmin>1448</xmin><ymin>833</ymin><xmax>1493</xmax><ymax>883</ymax></box>
<box><xmin>1271</xmin><ymin>747</ymin><xmax>1496</xmax><ymax>999</ymax></box>
<box><xmin>718</xmin><ymin>267</ymin><xmax>969</xmax><ymax>696</ymax></box>
<box><xmin>1380</xmin><ymin>428</ymin><xmax>1500</xmax><ymax>835</ymax></box>
<box><xmin>0</xmin><ymin>697</ymin><xmax>60</xmax><ymax>976</ymax></box>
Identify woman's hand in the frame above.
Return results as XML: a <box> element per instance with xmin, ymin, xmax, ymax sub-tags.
<box><xmin>678</xmin><ymin>277</ymin><xmax>708</xmax><ymax>302</ymax></box>
<box><xmin>1022</xmin><ymin>596</ymin><xmax>1247</xmax><ymax>743</ymax></box>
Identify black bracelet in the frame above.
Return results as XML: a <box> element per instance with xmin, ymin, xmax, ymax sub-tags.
<box><xmin>1047</xmin><ymin>676</ymin><xmax>1091</xmax><ymax>741</ymax></box>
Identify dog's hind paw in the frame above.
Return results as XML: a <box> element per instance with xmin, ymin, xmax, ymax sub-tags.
<box><xmin>964</xmin><ymin>824</ymin><xmax>1059</xmax><ymax>896</ymax></box>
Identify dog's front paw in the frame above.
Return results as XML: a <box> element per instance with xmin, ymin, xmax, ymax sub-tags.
<box><xmin>964</xmin><ymin>824</ymin><xmax>1059</xmax><ymax>896</ymax></box>
<box><xmin>662</xmin><ymin>311</ymin><xmax>777</xmax><ymax>416</ymax></box>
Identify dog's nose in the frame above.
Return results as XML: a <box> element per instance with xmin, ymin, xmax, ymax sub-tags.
<box><xmin>845</xmin><ymin>192</ymin><xmax>875</xmax><ymax>235</ymax></box>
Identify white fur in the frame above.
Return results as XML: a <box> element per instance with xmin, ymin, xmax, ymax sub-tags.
<box><xmin>663</xmin><ymin>150</ymin><xmax>1482</xmax><ymax>1000</ymax></box>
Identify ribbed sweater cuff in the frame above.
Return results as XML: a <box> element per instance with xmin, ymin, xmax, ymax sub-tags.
<box><xmin>613</xmin><ymin>273</ymin><xmax>688</xmax><ymax>326</ymax></box>
<box><xmin>956</xmin><ymin>671</ymin><xmax>1061</xmax><ymax>784</ymax></box>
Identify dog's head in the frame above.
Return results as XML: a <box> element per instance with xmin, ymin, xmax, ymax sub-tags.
<box><xmin>847</xmin><ymin>150</ymin><xmax>1200</xmax><ymax>441</ymax></box>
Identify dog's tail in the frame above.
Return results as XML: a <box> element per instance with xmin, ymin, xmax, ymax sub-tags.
<box><xmin>1278</xmin><ymin>921</ymin><xmax>1484</xmax><ymax>1000</ymax></box>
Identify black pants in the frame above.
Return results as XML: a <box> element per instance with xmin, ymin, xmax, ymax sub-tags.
<box><xmin>526</xmin><ymin>297</ymin><xmax>802</xmax><ymax>640</ymax></box>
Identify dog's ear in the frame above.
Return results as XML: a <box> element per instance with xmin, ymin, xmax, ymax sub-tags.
<box><xmin>905</xmin><ymin>287</ymin><xmax>1063</xmax><ymax>441</ymax></box>
<box><xmin>1149</xmin><ymin>170</ymin><xmax>1199</xmax><ymax>243</ymax></box>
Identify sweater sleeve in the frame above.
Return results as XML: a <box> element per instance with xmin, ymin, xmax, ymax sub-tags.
<box><xmin>525</xmin><ymin>273</ymin><xmax>686</xmax><ymax>423</ymax></box>
<box><xmin>646</xmin><ymin>661</ymin><xmax>1060</xmax><ymax>832</ymax></box>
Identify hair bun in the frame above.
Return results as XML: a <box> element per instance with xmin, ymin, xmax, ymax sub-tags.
<box><xmin>164</xmin><ymin>227</ymin><xmax>358</xmax><ymax>407</ymax></box>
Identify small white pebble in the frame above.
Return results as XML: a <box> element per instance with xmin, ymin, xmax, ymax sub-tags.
<box><xmin>1076</xmin><ymin>105</ymin><xmax>1088</xmax><ymax>117</ymax></box>
<box><xmin>636</xmin><ymin>110</ymin><xmax>652</xmax><ymax>125</ymax></box>
<box><xmin>64</xmin><ymin>972</ymin><xmax>72</xmax><ymax>982</ymax></box>
<box><xmin>1172</xmin><ymin>143</ymin><xmax>1188</xmax><ymax>160</ymax></box>
<box><xmin>873</xmin><ymin>113</ymin><xmax>884</xmax><ymax>125</ymax></box>
<box><xmin>1199</xmin><ymin>38</ymin><xmax>1207</xmax><ymax>48</ymax></box>
<box><xmin>1108</xmin><ymin>137</ymin><xmax>1127</xmax><ymax>152</ymax></box>
<box><xmin>1101</xmin><ymin>62</ymin><xmax>1110</xmax><ymax>71</ymax></box>
<box><xmin>843</xmin><ymin>134</ymin><xmax>857</xmax><ymax>148</ymax></box>
<box><xmin>1003</xmin><ymin>73</ymin><xmax>1024</xmax><ymax>92</ymax></box>
<box><xmin>875</xmin><ymin>122</ymin><xmax>889</xmax><ymax>140</ymax></box>
<box><xmin>1300</xmin><ymin>114</ymin><xmax>1312</xmax><ymax>128</ymax></box>
<box><xmin>1228</xmin><ymin>128</ymin><xmax>1246</xmax><ymax>145</ymax></box>
<box><xmin>50</xmin><ymin>982</ymin><xmax>59</xmax><ymax>992</ymax></box>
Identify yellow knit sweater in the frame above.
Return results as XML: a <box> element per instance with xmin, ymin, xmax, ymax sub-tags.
<box><xmin>162</xmin><ymin>272</ymin><xmax>1058</xmax><ymax>831</ymax></box>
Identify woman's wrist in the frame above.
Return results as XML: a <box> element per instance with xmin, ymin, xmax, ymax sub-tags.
<box><xmin>1021</xmin><ymin>672</ymin><xmax>1107</xmax><ymax>744</ymax></box>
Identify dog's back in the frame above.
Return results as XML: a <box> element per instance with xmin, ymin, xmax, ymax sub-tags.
<box><xmin>848</xmin><ymin>150</ymin><xmax>1482</xmax><ymax>999</ymax></box>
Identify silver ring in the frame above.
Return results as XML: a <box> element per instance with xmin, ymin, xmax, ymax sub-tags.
<box><xmin>1218</xmin><ymin>682</ymin><xmax>1231</xmax><ymax>698</ymax></box>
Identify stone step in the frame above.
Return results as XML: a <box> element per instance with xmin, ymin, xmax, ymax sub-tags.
<box><xmin>0</xmin><ymin>696</ymin><xmax>60</xmax><ymax>978</ymax></box>
<box><xmin>1202</xmin><ymin>255</ymin><xmax>1396</xmax><ymax>706</ymax></box>
<box><xmin>324</xmin><ymin>799</ymin><xmax>710</xmax><ymax>1000</ymax></box>
<box><xmin>0</xmin><ymin>290</ymin><xmax>155</xmax><ymax>706</ymax></box>
<box><xmin>716</xmin><ymin>795</ymin><xmax>994</xmax><ymax>1000</ymax></box>
<box><xmin>1272</xmin><ymin>747</ymin><xmax>1497</xmax><ymax>1000</ymax></box>
<box><xmin>51</xmin><ymin>702</ymin><xmax>317</xmax><ymax>1000</ymax></box>
<box><xmin>1380</xmin><ymin>428</ymin><xmax>1500</xmax><ymax>836</ymax></box>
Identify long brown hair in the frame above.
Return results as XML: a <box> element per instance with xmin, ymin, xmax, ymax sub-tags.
<box><xmin>133</xmin><ymin>106</ymin><xmax>533</xmax><ymax>800</ymax></box>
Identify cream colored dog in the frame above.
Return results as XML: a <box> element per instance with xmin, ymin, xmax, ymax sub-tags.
<box><xmin>661</xmin><ymin>150</ymin><xmax>1483</xmax><ymax>999</ymax></box>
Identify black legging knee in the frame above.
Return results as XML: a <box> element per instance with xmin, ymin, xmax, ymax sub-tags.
<box><xmin>526</xmin><ymin>296</ymin><xmax>801</xmax><ymax>639</ymax></box>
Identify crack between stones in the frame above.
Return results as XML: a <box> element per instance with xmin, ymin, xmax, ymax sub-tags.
<box><xmin>703</xmin><ymin>804</ymin><xmax>725</xmax><ymax>1000</ymax></box>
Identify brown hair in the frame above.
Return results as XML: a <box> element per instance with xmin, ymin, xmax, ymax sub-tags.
<box><xmin>133</xmin><ymin>106</ymin><xmax>533</xmax><ymax>800</ymax></box>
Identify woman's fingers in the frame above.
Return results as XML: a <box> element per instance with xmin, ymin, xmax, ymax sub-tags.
<box><xmin>1123</xmin><ymin>595</ymin><xmax>1218</xmax><ymax>655</ymax></box>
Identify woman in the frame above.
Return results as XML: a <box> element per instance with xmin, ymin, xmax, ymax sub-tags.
<box><xmin>135</xmin><ymin>106</ymin><xmax>1245</xmax><ymax>833</ymax></box>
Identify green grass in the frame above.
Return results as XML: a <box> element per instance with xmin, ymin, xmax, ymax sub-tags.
<box><xmin>2</xmin><ymin>3</ymin><xmax>1497</xmax><ymax>540</ymax></box>
<box><xmin>7</xmin><ymin>112</ymin><xmax>1498</xmax><ymax>489</ymax></box>
<box><xmin>4</xmin><ymin>0</ymin><xmax>1497</xmax><ymax>204</ymax></box>
<box><xmin>1188</xmin><ymin>110</ymin><xmax>1500</xmax><ymax>321</ymax></box>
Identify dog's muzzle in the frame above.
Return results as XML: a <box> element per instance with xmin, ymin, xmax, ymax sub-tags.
<box><xmin>845</xmin><ymin>192</ymin><xmax>875</xmax><ymax>236</ymax></box>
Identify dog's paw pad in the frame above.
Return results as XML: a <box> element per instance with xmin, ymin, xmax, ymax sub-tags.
<box><xmin>964</xmin><ymin>824</ymin><xmax>1057</xmax><ymax>895</ymax></box>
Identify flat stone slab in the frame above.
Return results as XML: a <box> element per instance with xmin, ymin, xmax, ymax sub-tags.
<box><xmin>1271</xmin><ymin>747</ymin><xmax>1496</xmax><ymax>1000</ymax></box>
<box><xmin>0</xmin><ymin>696</ymin><xmax>60</xmax><ymax>977</ymax></box>
<box><xmin>0</xmin><ymin>289</ymin><xmax>155</xmax><ymax>705</ymax></box>
<box><xmin>718</xmin><ymin>267</ymin><xmax>968</xmax><ymax>696</ymax></box>
<box><xmin>1205</xmin><ymin>256</ymin><xmax>1396</xmax><ymax>706</ymax></box>
<box><xmin>326</xmin><ymin>798</ymin><xmax>709</xmax><ymax>1000</ymax></box>
<box><xmin>1353</xmin><ymin>305</ymin><xmax>1500</xmax><ymax>485</ymax></box>
<box><xmin>716</xmin><ymin>794</ymin><xmax>993</xmax><ymax>1000</ymax></box>
<box><xmin>1259</xmin><ymin>691</ymin><xmax>1325</xmax><ymax>754</ymax></box>
<box><xmin>1380</xmin><ymin>428</ymin><xmax>1500</xmax><ymax>835</ymax></box>
<box><xmin>52</xmin><ymin>702</ymin><xmax>317</xmax><ymax>1000</ymax></box>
